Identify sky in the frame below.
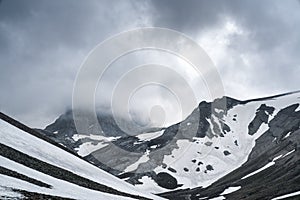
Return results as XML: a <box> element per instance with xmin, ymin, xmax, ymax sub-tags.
<box><xmin>0</xmin><ymin>0</ymin><xmax>300</xmax><ymax>128</ymax></box>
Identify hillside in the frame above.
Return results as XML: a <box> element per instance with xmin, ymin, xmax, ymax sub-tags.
<box><xmin>0</xmin><ymin>112</ymin><xmax>163</xmax><ymax>200</ymax></box>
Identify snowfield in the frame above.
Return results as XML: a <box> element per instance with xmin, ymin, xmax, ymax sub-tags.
<box><xmin>120</xmin><ymin>92</ymin><xmax>300</xmax><ymax>192</ymax></box>
<box><xmin>0</xmin><ymin>117</ymin><xmax>164</xmax><ymax>200</ymax></box>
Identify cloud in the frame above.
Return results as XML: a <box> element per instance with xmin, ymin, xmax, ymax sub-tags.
<box><xmin>149</xmin><ymin>0</ymin><xmax>300</xmax><ymax>99</ymax></box>
<box><xmin>0</xmin><ymin>0</ymin><xmax>300</xmax><ymax>128</ymax></box>
<box><xmin>0</xmin><ymin>0</ymin><xmax>152</xmax><ymax>127</ymax></box>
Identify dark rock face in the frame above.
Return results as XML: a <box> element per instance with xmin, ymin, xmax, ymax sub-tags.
<box><xmin>154</xmin><ymin>172</ymin><xmax>180</xmax><ymax>190</ymax></box>
<box><xmin>188</xmin><ymin>97</ymin><xmax>232</xmax><ymax>139</ymax></box>
<box><xmin>196</xmin><ymin>101</ymin><xmax>212</xmax><ymax>138</ymax></box>
<box><xmin>234</xmin><ymin>140</ymin><xmax>238</xmax><ymax>146</ymax></box>
<box><xmin>248</xmin><ymin>104</ymin><xmax>275</xmax><ymax>136</ymax></box>
<box><xmin>223</xmin><ymin>150</ymin><xmax>231</xmax><ymax>156</ymax></box>
<box><xmin>206</xmin><ymin>165</ymin><xmax>214</xmax><ymax>171</ymax></box>
<box><xmin>196</xmin><ymin>98</ymin><xmax>232</xmax><ymax>138</ymax></box>
<box><xmin>168</xmin><ymin>167</ymin><xmax>177</xmax><ymax>173</ymax></box>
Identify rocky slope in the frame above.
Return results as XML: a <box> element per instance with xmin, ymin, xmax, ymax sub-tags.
<box><xmin>40</xmin><ymin>92</ymin><xmax>300</xmax><ymax>199</ymax></box>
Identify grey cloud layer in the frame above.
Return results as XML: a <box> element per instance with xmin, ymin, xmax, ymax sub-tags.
<box><xmin>0</xmin><ymin>0</ymin><xmax>300</xmax><ymax>127</ymax></box>
<box><xmin>150</xmin><ymin>0</ymin><xmax>300</xmax><ymax>97</ymax></box>
<box><xmin>0</xmin><ymin>0</ymin><xmax>152</xmax><ymax>127</ymax></box>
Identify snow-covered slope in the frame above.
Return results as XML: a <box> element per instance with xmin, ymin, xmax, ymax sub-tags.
<box><xmin>160</xmin><ymin>92</ymin><xmax>300</xmax><ymax>200</ymax></box>
<box><xmin>41</xmin><ymin>92</ymin><xmax>300</xmax><ymax>198</ymax></box>
<box><xmin>0</xmin><ymin>113</ymin><xmax>163</xmax><ymax>200</ymax></box>
<box><xmin>123</xmin><ymin>92</ymin><xmax>300</xmax><ymax>193</ymax></box>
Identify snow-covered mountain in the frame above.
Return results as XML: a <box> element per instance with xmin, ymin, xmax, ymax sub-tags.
<box><xmin>0</xmin><ymin>112</ymin><xmax>163</xmax><ymax>200</ymax></box>
<box><xmin>40</xmin><ymin>91</ymin><xmax>300</xmax><ymax>199</ymax></box>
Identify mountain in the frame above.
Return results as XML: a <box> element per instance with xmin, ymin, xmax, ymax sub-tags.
<box><xmin>0</xmin><ymin>92</ymin><xmax>298</xmax><ymax>200</ymax></box>
<box><xmin>39</xmin><ymin>91</ymin><xmax>300</xmax><ymax>200</ymax></box>
<box><xmin>159</xmin><ymin>93</ymin><xmax>300</xmax><ymax>200</ymax></box>
<box><xmin>0</xmin><ymin>112</ymin><xmax>163</xmax><ymax>200</ymax></box>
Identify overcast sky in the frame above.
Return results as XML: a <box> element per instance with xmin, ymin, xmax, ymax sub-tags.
<box><xmin>1</xmin><ymin>0</ymin><xmax>300</xmax><ymax>128</ymax></box>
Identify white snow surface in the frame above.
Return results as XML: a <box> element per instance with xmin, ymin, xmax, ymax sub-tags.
<box><xmin>209</xmin><ymin>196</ymin><xmax>225</xmax><ymax>200</ymax></box>
<box><xmin>220</xmin><ymin>186</ymin><xmax>241</xmax><ymax>195</ymax></box>
<box><xmin>136</xmin><ymin>130</ymin><xmax>164</xmax><ymax>141</ymax></box>
<box><xmin>272</xmin><ymin>191</ymin><xmax>300</xmax><ymax>200</ymax></box>
<box><xmin>72</xmin><ymin>134</ymin><xmax>119</xmax><ymax>142</ymax></box>
<box><xmin>0</xmin><ymin>120</ymin><xmax>163</xmax><ymax>200</ymax></box>
<box><xmin>134</xmin><ymin>93</ymin><xmax>300</xmax><ymax>192</ymax></box>
<box><xmin>76</xmin><ymin>141</ymin><xmax>108</xmax><ymax>157</ymax></box>
<box><xmin>0</xmin><ymin>155</ymin><xmax>137</xmax><ymax>200</ymax></box>
<box><xmin>241</xmin><ymin>161</ymin><xmax>275</xmax><ymax>180</ymax></box>
<box><xmin>125</xmin><ymin>151</ymin><xmax>150</xmax><ymax>172</ymax></box>
<box><xmin>282</xmin><ymin>149</ymin><xmax>296</xmax><ymax>158</ymax></box>
<box><xmin>73</xmin><ymin>134</ymin><xmax>121</xmax><ymax>156</ymax></box>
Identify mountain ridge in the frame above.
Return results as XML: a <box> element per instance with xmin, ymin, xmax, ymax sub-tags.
<box><xmin>38</xmin><ymin>91</ymin><xmax>300</xmax><ymax>197</ymax></box>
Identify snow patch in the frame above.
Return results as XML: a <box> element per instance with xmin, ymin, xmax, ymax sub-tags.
<box><xmin>220</xmin><ymin>186</ymin><xmax>241</xmax><ymax>195</ymax></box>
<box><xmin>136</xmin><ymin>130</ymin><xmax>164</xmax><ymax>141</ymax></box>
<box><xmin>72</xmin><ymin>134</ymin><xmax>119</xmax><ymax>142</ymax></box>
<box><xmin>282</xmin><ymin>149</ymin><xmax>295</xmax><ymax>158</ymax></box>
<box><xmin>125</xmin><ymin>151</ymin><xmax>150</xmax><ymax>172</ymax></box>
<box><xmin>273</xmin><ymin>154</ymin><xmax>283</xmax><ymax>161</ymax></box>
<box><xmin>215</xmin><ymin>108</ymin><xmax>223</xmax><ymax>114</ymax></box>
<box><xmin>284</xmin><ymin>131</ymin><xmax>292</xmax><ymax>139</ymax></box>
<box><xmin>76</xmin><ymin>142</ymin><xmax>108</xmax><ymax>157</ymax></box>
<box><xmin>272</xmin><ymin>191</ymin><xmax>300</xmax><ymax>200</ymax></box>
<box><xmin>134</xmin><ymin>176</ymin><xmax>169</xmax><ymax>194</ymax></box>
<box><xmin>295</xmin><ymin>104</ymin><xmax>300</xmax><ymax>112</ymax></box>
<box><xmin>209</xmin><ymin>196</ymin><xmax>225</xmax><ymax>200</ymax></box>
<box><xmin>242</xmin><ymin>161</ymin><xmax>275</xmax><ymax>180</ymax></box>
